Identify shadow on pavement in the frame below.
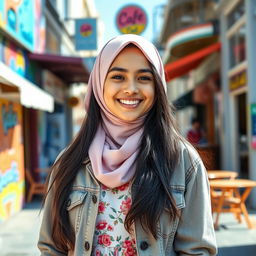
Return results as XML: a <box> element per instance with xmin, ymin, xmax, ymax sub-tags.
<box><xmin>218</xmin><ymin>245</ymin><xmax>256</xmax><ymax>256</ymax></box>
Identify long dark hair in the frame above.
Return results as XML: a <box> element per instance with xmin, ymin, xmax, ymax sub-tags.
<box><xmin>43</xmin><ymin>64</ymin><xmax>183</xmax><ymax>251</ymax></box>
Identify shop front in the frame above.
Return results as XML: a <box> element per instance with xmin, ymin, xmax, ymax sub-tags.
<box><xmin>0</xmin><ymin>61</ymin><xmax>53</xmax><ymax>223</ymax></box>
<box><xmin>28</xmin><ymin>53</ymin><xmax>90</xmax><ymax>169</ymax></box>
<box><xmin>218</xmin><ymin>0</ymin><xmax>247</xmax><ymax>174</ymax></box>
<box><xmin>162</xmin><ymin>20</ymin><xmax>221</xmax><ymax>170</ymax></box>
<box><xmin>0</xmin><ymin>0</ymin><xmax>53</xmax><ymax>221</ymax></box>
<box><xmin>229</xmin><ymin>70</ymin><xmax>248</xmax><ymax>178</ymax></box>
<box><xmin>218</xmin><ymin>0</ymin><xmax>256</xmax><ymax>207</ymax></box>
<box><xmin>40</xmin><ymin>70</ymin><xmax>69</xmax><ymax>168</ymax></box>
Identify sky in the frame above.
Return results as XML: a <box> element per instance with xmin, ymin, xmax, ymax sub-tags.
<box><xmin>94</xmin><ymin>0</ymin><xmax>168</xmax><ymax>46</ymax></box>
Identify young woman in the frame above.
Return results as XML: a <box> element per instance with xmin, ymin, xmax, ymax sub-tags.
<box><xmin>38</xmin><ymin>34</ymin><xmax>217</xmax><ymax>256</ymax></box>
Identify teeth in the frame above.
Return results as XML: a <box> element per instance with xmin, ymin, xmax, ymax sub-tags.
<box><xmin>119</xmin><ymin>99</ymin><xmax>140</xmax><ymax>105</ymax></box>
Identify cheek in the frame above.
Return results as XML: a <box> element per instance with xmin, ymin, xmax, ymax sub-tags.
<box><xmin>103</xmin><ymin>82</ymin><xmax>112</xmax><ymax>103</ymax></box>
<box><xmin>146</xmin><ymin>85</ymin><xmax>155</xmax><ymax>104</ymax></box>
<box><xmin>103</xmin><ymin>82</ymin><xmax>118</xmax><ymax>108</ymax></box>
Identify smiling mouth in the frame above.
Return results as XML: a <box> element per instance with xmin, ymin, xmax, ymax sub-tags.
<box><xmin>118</xmin><ymin>99</ymin><xmax>142</xmax><ymax>107</ymax></box>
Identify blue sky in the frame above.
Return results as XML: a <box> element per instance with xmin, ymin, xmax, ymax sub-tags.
<box><xmin>95</xmin><ymin>0</ymin><xmax>167</xmax><ymax>45</ymax></box>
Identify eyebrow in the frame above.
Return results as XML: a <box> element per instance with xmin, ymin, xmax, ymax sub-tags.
<box><xmin>108</xmin><ymin>67</ymin><xmax>153</xmax><ymax>74</ymax></box>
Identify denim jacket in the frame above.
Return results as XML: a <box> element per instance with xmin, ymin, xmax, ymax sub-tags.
<box><xmin>38</xmin><ymin>144</ymin><xmax>217</xmax><ymax>255</ymax></box>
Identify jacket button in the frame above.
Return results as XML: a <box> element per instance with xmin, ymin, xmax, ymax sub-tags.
<box><xmin>84</xmin><ymin>241</ymin><xmax>90</xmax><ymax>251</ymax></box>
<box><xmin>66</xmin><ymin>199</ymin><xmax>71</xmax><ymax>207</ymax></box>
<box><xmin>140</xmin><ymin>241</ymin><xmax>149</xmax><ymax>250</ymax></box>
<box><xmin>92</xmin><ymin>195</ymin><xmax>97</xmax><ymax>204</ymax></box>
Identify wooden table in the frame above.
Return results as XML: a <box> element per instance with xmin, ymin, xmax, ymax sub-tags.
<box><xmin>210</xmin><ymin>179</ymin><xmax>256</xmax><ymax>229</ymax></box>
<box><xmin>207</xmin><ymin>170</ymin><xmax>238</xmax><ymax>180</ymax></box>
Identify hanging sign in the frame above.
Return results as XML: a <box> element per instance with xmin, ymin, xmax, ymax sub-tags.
<box><xmin>75</xmin><ymin>18</ymin><xmax>97</xmax><ymax>50</ymax></box>
<box><xmin>229</xmin><ymin>70</ymin><xmax>247</xmax><ymax>91</ymax></box>
<box><xmin>116</xmin><ymin>5</ymin><xmax>147</xmax><ymax>35</ymax></box>
<box><xmin>251</xmin><ymin>104</ymin><xmax>256</xmax><ymax>149</ymax></box>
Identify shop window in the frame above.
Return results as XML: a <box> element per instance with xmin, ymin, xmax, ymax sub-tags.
<box><xmin>45</xmin><ymin>22</ymin><xmax>60</xmax><ymax>54</ymax></box>
<box><xmin>236</xmin><ymin>93</ymin><xmax>248</xmax><ymax>178</ymax></box>
<box><xmin>229</xmin><ymin>24</ymin><xmax>246</xmax><ymax>68</ymax></box>
<box><xmin>227</xmin><ymin>0</ymin><xmax>245</xmax><ymax>28</ymax></box>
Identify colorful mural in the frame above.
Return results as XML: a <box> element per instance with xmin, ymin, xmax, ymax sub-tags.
<box><xmin>0</xmin><ymin>34</ymin><xmax>37</xmax><ymax>82</ymax></box>
<box><xmin>0</xmin><ymin>34</ymin><xmax>26</xmax><ymax>76</ymax></box>
<box><xmin>0</xmin><ymin>99</ymin><xmax>24</xmax><ymax>223</ymax></box>
<box><xmin>0</xmin><ymin>0</ymin><xmax>45</xmax><ymax>52</ymax></box>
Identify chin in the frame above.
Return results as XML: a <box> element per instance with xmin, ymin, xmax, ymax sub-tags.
<box><xmin>119</xmin><ymin>116</ymin><xmax>138</xmax><ymax>122</ymax></box>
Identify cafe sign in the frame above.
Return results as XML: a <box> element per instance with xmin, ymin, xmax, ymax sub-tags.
<box><xmin>116</xmin><ymin>5</ymin><xmax>147</xmax><ymax>35</ymax></box>
<box><xmin>75</xmin><ymin>18</ymin><xmax>97</xmax><ymax>50</ymax></box>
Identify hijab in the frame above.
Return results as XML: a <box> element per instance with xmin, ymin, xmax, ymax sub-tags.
<box><xmin>84</xmin><ymin>34</ymin><xmax>166</xmax><ymax>188</ymax></box>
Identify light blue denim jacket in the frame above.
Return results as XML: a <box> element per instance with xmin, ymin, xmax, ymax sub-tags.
<box><xmin>38</xmin><ymin>144</ymin><xmax>217</xmax><ymax>255</ymax></box>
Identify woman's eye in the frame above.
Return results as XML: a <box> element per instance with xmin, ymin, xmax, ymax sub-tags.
<box><xmin>111</xmin><ymin>75</ymin><xmax>124</xmax><ymax>80</ymax></box>
<box><xmin>138</xmin><ymin>76</ymin><xmax>152</xmax><ymax>81</ymax></box>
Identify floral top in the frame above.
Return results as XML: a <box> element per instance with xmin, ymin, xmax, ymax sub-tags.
<box><xmin>91</xmin><ymin>183</ymin><xmax>137</xmax><ymax>256</ymax></box>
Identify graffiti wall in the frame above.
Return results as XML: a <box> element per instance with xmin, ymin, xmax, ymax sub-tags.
<box><xmin>0</xmin><ymin>34</ymin><xmax>37</xmax><ymax>83</ymax></box>
<box><xmin>0</xmin><ymin>0</ymin><xmax>45</xmax><ymax>52</ymax></box>
<box><xmin>0</xmin><ymin>99</ymin><xmax>24</xmax><ymax>223</ymax></box>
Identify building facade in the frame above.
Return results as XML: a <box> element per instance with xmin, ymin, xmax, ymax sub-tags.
<box><xmin>159</xmin><ymin>0</ymin><xmax>221</xmax><ymax>170</ymax></box>
<box><xmin>160</xmin><ymin>0</ymin><xmax>256</xmax><ymax>208</ymax></box>
<box><xmin>0</xmin><ymin>0</ymin><xmax>54</xmax><ymax>222</ymax></box>
<box><xmin>0</xmin><ymin>0</ymin><xmax>98</xmax><ymax>222</ymax></box>
<box><xmin>218</xmin><ymin>0</ymin><xmax>256</xmax><ymax>206</ymax></box>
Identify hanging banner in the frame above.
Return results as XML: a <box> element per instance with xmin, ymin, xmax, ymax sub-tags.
<box><xmin>116</xmin><ymin>5</ymin><xmax>147</xmax><ymax>35</ymax></box>
<box><xmin>75</xmin><ymin>18</ymin><xmax>97</xmax><ymax>50</ymax></box>
<box><xmin>251</xmin><ymin>104</ymin><xmax>256</xmax><ymax>149</ymax></box>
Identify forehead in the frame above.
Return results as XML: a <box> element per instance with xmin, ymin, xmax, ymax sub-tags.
<box><xmin>109</xmin><ymin>46</ymin><xmax>151</xmax><ymax>68</ymax></box>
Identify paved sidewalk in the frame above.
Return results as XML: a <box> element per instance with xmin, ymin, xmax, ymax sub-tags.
<box><xmin>215</xmin><ymin>210</ymin><xmax>256</xmax><ymax>256</ymax></box>
<box><xmin>0</xmin><ymin>200</ymin><xmax>256</xmax><ymax>255</ymax></box>
<box><xmin>0</xmin><ymin>200</ymin><xmax>42</xmax><ymax>256</ymax></box>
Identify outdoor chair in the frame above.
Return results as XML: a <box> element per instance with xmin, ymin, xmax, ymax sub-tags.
<box><xmin>25</xmin><ymin>168</ymin><xmax>46</xmax><ymax>202</ymax></box>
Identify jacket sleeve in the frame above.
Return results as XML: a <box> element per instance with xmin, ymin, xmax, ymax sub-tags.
<box><xmin>174</xmin><ymin>159</ymin><xmax>217</xmax><ymax>255</ymax></box>
<box><xmin>37</xmin><ymin>172</ymin><xmax>68</xmax><ymax>255</ymax></box>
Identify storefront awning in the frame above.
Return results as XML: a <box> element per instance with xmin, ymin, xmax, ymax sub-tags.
<box><xmin>0</xmin><ymin>62</ymin><xmax>54</xmax><ymax>112</ymax></box>
<box><xmin>29</xmin><ymin>53</ymin><xmax>90</xmax><ymax>84</ymax></box>
<box><xmin>165</xmin><ymin>42</ymin><xmax>221</xmax><ymax>82</ymax></box>
<box><xmin>172</xmin><ymin>90</ymin><xmax>194</xmax><ymax>110</ymax></box>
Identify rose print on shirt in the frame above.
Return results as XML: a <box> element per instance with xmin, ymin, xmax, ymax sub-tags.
<box><xmin>95</xmin><ymin>249</ymin><xmax>101</xmax><ymax>256</ymax></box>
<box><xmin>98</xmin><ymin>201</ymin><xmax>106</xmax><ymax>214</ymax></box>
<box><xmin>120</xmin><ymin>197</ymin><xmax>132</xmax><ymax>215</ymax></box>
<box><xmin>107</xmin><ymin>224</ymin><xmax>114</xmax><ymax>231</ymax></box>
<box><xmin>116</xmin><ymin>183</ymin><xmax>130</xmax><ymax>192</ymax></box>
<box><xmin>107</xmin><ymin>192</ymin><xmax>132</xmax><ymax>225</ymax></box>
<box><xmin>96</xmin><ymin>220</ymin><xmax>108</xmax><ymax>230</ymax></box>
<box><xmin>123</xmin><ymin>238</ymin><xmax>137</xmax><ymax>256</ymax></box>
<box><xmin>98</xmin><ymin>234</ymin><xmax>112</xmax><ymax>247</ymax></box>
<box><xmin>92</xmin><ymin>183</ymin><xmax>137</xmax><ymax>255</ymax></box>
<box><xmin>102</xmin><ymin>183</ymin><xmax>130</xmax><ymax>195</ymax></box>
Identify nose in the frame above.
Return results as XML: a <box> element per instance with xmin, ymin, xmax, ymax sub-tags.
<box><xmin>123</xmin><ymin>79</ymin><xmax>139</xmax><ymax>94</ymax></box>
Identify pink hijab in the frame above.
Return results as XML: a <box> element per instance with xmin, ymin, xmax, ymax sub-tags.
<box><xmin>85</xmin><ymin>34</ymin><xmax>166</xmax><ymax>188</ymax></box>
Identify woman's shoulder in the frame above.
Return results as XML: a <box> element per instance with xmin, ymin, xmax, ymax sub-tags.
<box><xmin>172</xmin><ymin>140</ymin><xmax>204</xmax><ymax>184</ymax></box>
<box><xmin>177</xmin><ymin>140</ymin><xmax>201</xmax><ymax>164</ymax></box>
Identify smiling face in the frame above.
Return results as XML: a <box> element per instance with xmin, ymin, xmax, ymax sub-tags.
<box><xmin>103</xmin><ymin>46</ymin><xmax>155</xmax><ymax>122</ymax></box>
